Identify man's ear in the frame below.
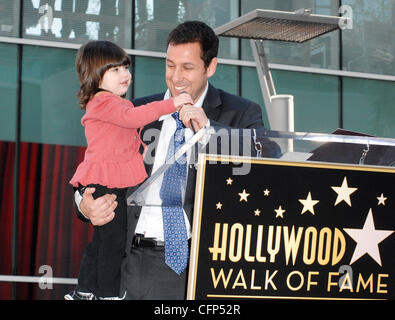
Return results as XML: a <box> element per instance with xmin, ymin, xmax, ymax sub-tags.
<box><xmin>206</xmin><ymin>57</ymin><xmax>218</xmax><ymax>78</ymax></box>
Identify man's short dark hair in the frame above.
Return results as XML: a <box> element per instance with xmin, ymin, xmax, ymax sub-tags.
<box><xmin>167</xmin><ymin>21</ymin><xmax>219</xmax><ymax>68</ymax></box>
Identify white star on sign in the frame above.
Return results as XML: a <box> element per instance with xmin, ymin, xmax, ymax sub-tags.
<box><xmin>377</xmin><ymin>193</ymin><xmax>387</xmax><ymax>206</ymax></box>
<box><xmin>343</xmin><ymin>208</ymin><xmax>394</xmax><ymax>266</ymax></box>
<box><xmin>298</xmin><ymin>192</ymin><xmax>320</xmax><ymax>215</ymax></box>
<box><xmin>274</xmin><ymin>205</ymin><xmax>285</xmax><ymax>218</ymax></box>
<box><xmin>331</xmin><ymin>177</ymin><xmax>358</xmax><ymax>206</ymax></box>
<box><xmin>238</xmin><ymin>189</ymin><xmax>250</xmax><ymax>202</ymax></box>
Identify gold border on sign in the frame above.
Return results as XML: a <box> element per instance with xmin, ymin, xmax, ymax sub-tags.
<box><xmin>186</xmin><ymin>154</ymin><xmax>394</xmax><ymax>300</ymax></box>
<box><xmin>186</xmin><ymin>153</ymin><xmax>207</xmax><ymax>300</ymax></box>
<box><xmin>206</xmin><ymin>154</ymin><xmax>395</xmax><ymax>174</ymax></box>
<box><xmin>206</xmin><ymin>294</ymin><xmax>386</xmax><ymax>300</ymax></box>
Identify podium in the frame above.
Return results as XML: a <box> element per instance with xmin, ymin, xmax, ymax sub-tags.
<box><xmin>127</xmin><ymin>127</ymin><xmax>395</xmax><ymax>300</ymax></box>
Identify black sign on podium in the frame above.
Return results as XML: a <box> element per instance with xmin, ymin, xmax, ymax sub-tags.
<box><xmin>187</xmin><ymin>154</ymin><xmax>394</xmax><ymax>300</ymax></box>
<box><xmin>127</xmin><ymin>128</ymin><xmax>395</xmax><ymax>301</ymax></box>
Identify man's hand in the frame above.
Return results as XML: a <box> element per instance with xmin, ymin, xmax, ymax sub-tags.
<box><xmin>80</xmin><ymin>187</ymin><xmax>117</xmax><ymax>226</ymax></box>
<box><xmin>179</xmin><ymin>106</ymin><xmax>208</xmax><ymax>131</ymax></box>
<box><xmin>173</xmin><ymin>92</ymin><xmax>194</xmax><ymax>111</ymax></box>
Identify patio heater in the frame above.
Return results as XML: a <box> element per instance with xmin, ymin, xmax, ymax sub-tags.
<box><xmin>215</xmin><ymin>8</ymin><xmax>348</xmax><ymax>152</ymax></box>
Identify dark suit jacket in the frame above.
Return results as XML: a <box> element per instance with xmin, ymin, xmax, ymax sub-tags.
<box><xmin>126</xmin><ymin>83</ymin><xmax>277</xmax><ymax>239</ymax></box>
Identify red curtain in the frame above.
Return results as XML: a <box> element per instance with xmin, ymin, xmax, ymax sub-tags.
<box><xmin>0</xmin><ymin>141</ymin><xmax>15</xmax><ymax>299</ymax></box>
<box><xmin>0</xmin><ymin>141</ymin><xmax>94</xmax><ymax>299</ymax></box>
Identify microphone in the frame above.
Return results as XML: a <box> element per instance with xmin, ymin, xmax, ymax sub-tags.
<box><xmin>181</xmin><ymin>91</ymin><xmax>197</xmax><ymax>133</ymax></box>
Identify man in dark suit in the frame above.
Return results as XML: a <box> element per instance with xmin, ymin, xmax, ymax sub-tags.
<box><xmin>75</xmin><ymin>21</ymin><xmax>277</xmax><ymax>299</ymax></box>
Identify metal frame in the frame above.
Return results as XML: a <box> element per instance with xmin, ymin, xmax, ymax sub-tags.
<box><xmin>214</xmin><ymin>9</ymin><xmax>342</xmax><ymax>43</ymax></box>
<box><xmin>215</xmin><ymin>9</ymin><xmax>349</xmax><ymax>152</ymax></box>
<box><xmin>1</xmin><ymin>36</ymin><xmax>393</xmax><ymax>82</ymax></box>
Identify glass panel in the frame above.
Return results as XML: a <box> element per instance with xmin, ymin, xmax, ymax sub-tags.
<box><xmin>0</xmin><ymin>43</ymin><xmax>18</xmax><ymax>142</ymax></box>
<box><xmin>343</xmin><ymin>77</ymin><xmax>395</xmax><ymax>138</ymax></box>
<box><xmin>20</xmin><ymin>45</ymin><xmax>86</xmax><ymax>146</ymax></box>
<box><xmin>134</xmin><ymin>0</ymin><xmax>239</xmax><ymax>59</ymax></box>
<box><xmin>271</xmin><ymin>69</ymin><xmax>340</xmax><ymax>133</ymax></box>
<box><xmin>0</xmin><ymin>0</ymin><xmax>20</xmax><ymax>37</ymax></box>
<box><xmin>342</xmin><ymin>0</ymin><xmax>395</xmax><ymax>76</ymax></box>
<box><xmin>242</xmin><ymin>67</ymin><xmax>340</xmax><ymax>132</ymax></box>
<box><xmin>23</xmin><ymin>0</ymin><xmax>132</xmax><ymax>48</ymax></box>
<box><xmin>134</xmin><ymin>56</ymin><xmax>167</xmax><ymax>98</ymax></box>
<box><xmin>210</xmin><ymin>63</ymin><xmax>238</xmax><ymax>95</ymax></box>
<box><xmin>240</xmin><ymin>0</ymin><xmax>340</xmax><ymax>70</ymax></box>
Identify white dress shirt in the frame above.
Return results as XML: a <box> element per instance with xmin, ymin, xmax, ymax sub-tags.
<box><xmin>134</xmin><ymin>83</ymin><xmax>209</xmax><ymax>240</ymax></box>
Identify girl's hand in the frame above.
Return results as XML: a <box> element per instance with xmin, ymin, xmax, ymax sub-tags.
<box><xmin>173</xmin><ymin>92</ymin><xmax>194</xmax><ymax>111</ymax></box>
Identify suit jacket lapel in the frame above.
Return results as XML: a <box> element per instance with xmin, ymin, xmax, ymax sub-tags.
<box><xmin>181</xmin><ymin>84</ymin><xmax>222</xmax><ymax>221</ymax></box>
<box><xmin>202</xmin><ymin>83</ymin><xmax>222</xmax><ymax>121</ymax></box>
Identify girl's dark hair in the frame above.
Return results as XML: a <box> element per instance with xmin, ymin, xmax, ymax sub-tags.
<box><xmin>167</xmin><ymin>21</ymin><xmax>219</xmax><ymax>68</ymax></box>
<box><xmin>75</xmin><ymin>40</ymin><xmax>130</xmax><ymax>109</ymax></box>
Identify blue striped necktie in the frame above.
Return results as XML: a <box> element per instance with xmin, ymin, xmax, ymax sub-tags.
<box><xmin>159</xmin><ymin>112</ymin><xmax>189</xmax><ymax>275</ymax></box>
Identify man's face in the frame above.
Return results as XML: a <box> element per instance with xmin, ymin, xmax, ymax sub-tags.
<box><xmin>166</xmin><ymin>42</ymin><xmax>217</xmax><ymax>103</ymax></box>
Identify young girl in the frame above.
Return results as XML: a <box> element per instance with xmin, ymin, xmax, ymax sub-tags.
<box><xmin>65</xmin><ymin>41</ymin><xmax>192</xmax><ymax>300</ymax></box>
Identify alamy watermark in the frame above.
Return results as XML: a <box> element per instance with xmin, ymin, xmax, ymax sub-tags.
<box><xmin>338</xmin><ymin>5</ymin><xmax>353</xmax><ymax>30</ymax></box>
<box><xmin>38</xmin><ymin>264</ymin><xmax>53</xmax><ymax>290</ymax></box>
<box><xmin>38</xmin><ymin>3</ymin><xmax>54</xmax><ymax>32</ymax></box>
<box><xmin>142</xmin><ymin>128</ymin><xmax>254</xmax><ymax>176</ymax></box>
<box><xmin>338</xmin><ymin>264</ymin><xmax>353</xmax><ymax>290</ymax></box>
